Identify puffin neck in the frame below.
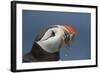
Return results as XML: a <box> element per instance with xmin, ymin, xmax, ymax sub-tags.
<box><xmin>30</xmin><ymin>42</ymin><xmax>60</xmax><ymax>61</ymax></box>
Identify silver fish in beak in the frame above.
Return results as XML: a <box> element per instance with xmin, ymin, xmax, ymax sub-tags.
<box><xmin>55</xmin><ymin>25</ymin><xmax>77</xmax><ymax>47</ymax></box>
<box><xmin>62</xmin><ymin>25</ymin><xmax>77</xmax><ymax>47</ymax></box>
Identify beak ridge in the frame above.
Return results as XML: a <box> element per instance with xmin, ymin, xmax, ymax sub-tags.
<box><xmin>63</xmin><ymin>25</ymin><xmax>77</xmax><ymax>34</ymax></box>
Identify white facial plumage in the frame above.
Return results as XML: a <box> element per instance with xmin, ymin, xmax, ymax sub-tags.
<box><xmin>37</xmin><ymin>25</ymin><xmax>76</xmax><ymax>53</ymax></box>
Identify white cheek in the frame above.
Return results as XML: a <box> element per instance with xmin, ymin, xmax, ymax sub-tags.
<box><xmin>40</xmin><ymin>29</ymin><xmax>52</xmax><ymax>41</ymax></box>
<box><xmin>37</xmin><ymin>27</ymin><xmax>66</xmax><ymax>53</ymax></box>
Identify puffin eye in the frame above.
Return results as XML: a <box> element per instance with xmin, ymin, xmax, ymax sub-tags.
<box><xmin>51</xmin><ymin>31</ymin><xmax>55</xmax><ymax>37</ymax></box>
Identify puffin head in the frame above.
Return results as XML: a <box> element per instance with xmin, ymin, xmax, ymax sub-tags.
<box><xmin>35</xmin><ymin>25</ymin><xmax>77</xmax><ymax>53</ymax></box>
<box><xmin>56</xmin><ymin>25</ymin><xmax>77</xmax><ymax>47</ymax></box>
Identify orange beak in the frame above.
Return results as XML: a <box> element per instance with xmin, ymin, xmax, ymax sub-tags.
<box><xmin>62</xmin><ymin>25</ymin><xmax>77</xmax><ymax>47</ymax></box>
<box><xmin>63</xmin><ymin>25</ymin><xmax>77</xmax><ymax>34</ymax></box>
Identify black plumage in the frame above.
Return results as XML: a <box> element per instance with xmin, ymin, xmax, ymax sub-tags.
<box><xmin>23</xmin><ymin>42</ymin><xmax>59</xmax><ymax>62</ymax></box>
<box><xmin>23</xmin><ymin>26</ymin><xmax>60</xmax><ymax>62</ymax></box>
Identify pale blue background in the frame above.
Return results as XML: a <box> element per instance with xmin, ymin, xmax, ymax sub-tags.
<box><xmin>22</xmin><ymin>10</ymin><xmax>91</xmax><ymax>61</ymax></box>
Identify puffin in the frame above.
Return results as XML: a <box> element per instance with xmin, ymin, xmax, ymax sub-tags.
<box><xmin>23</xmin><ymin>25</ymin><xmax>77</xmax><ymax>62</ymax></box>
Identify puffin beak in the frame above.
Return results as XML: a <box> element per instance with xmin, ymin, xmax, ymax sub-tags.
<box><xmin>63</xmin><ymin>25</ymin><xmax>77</xmax><ymax>34</ymax></box>
<box><xmin>62</xmin><ymin>25</ymin><xmax>77</xmax><ymax>46</ymax></box>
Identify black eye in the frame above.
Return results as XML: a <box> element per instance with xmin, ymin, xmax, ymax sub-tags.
<box><xmin>51</xmin><ymin>31</ymin><xmax>55</xmax><ymax>37</ymax></box>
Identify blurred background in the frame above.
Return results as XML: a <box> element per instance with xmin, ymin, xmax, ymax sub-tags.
<box><xmin>22</xmin><ymin>10</ymin><xmax>91</xmax><ymax>61</ymax></box>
